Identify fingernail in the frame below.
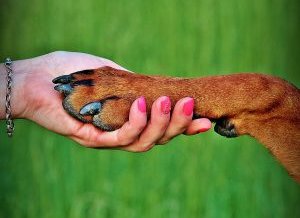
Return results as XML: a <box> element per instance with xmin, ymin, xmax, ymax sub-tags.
<box><xmin>183</xmin><ymin>98</ymin><xmax>194</xmax><ymax>116</ymax></box>
<box><xmin>138</xmin><ymin>97</ymin><xmax>146</xmax><ymax>113</ymax></box>
<box><xmin>160</xmin><ymin>97</ymin><xmax>171</xmax><ymax>114</ymax></box>
<box><xmin>197</xmin><ymin>119</ymin><xmax>212</xmax><ymax>133</ymax></box>
<box><xmin>198</xmin><ymin>127</ymin><xmax>210</xmax><ymax>133</ymax></box>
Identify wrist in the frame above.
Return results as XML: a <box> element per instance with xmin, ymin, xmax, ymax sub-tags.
<box><xmin>0</xmin><ymin>57</ymin><xmax>41</xmax><ymax>119</ymax></box>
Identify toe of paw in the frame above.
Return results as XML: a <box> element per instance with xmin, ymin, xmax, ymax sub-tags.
<box><xmin>62</xmin><ymin>97</ymin><xmax>88</xmax><ymax>122</ymax></box>
<box><xmin>214</xmin><ymin>119</ymin><xmax>238</xmax><ymax>138</ymax></box>
<box><xmin>79</xmin><ymin>102</ymin><xmax>102</xmax><ymax>116</ymax></box>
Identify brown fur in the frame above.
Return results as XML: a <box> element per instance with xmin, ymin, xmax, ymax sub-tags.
<box><xmin>62</xmin><ymin>67</ymin><xmax>300</xmax><ymax>182</ymax></box>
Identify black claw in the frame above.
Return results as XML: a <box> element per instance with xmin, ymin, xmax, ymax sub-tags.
<box><xmin>214</xmin><ymin>118</ymin><xmax>238</xmax><ymax>138</ymax></box>
<box><xmin>79</xmin><ymin>102</ymin><xmax>102</xmax><ymax>116</ymax></box>
<box><xmin>72</xmin><ymin>79</ymin><xmax>94</xmax><ymax>87</ymax></box>
<box><xmin>52</xmin><ymin>75</ymin><xmax>72</xmax><ymax>84</ymax></box>
<box><xmin>73</xmin><ymin>69</ymin><xmax>94</xmax><ymax>75</ymax></box>
<box><xmin>54</xmin><ymin>84</ymin><xmax>73</xmax><ymax>96</ymax></box>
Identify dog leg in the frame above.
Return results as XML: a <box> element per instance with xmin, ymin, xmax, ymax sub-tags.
<box><xmin>53</xmin><ymin>66</ymin><xmax>300</xmax><ymax>181</ymax></box>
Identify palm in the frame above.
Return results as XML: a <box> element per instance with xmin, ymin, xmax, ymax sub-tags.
<box><xmin>24</xmin><ymin>51</ymin><xmax>124</xmax><ymax>144</ymax></box>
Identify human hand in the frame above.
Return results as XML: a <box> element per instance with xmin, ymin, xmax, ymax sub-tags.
<box><xmin>10</xmin><ymin>51</ymin><xmax>211</xmax><ymax>151</ymax></box>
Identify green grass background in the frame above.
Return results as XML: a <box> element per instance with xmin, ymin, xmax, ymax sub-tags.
<box><xmin>1</xmin><ymin>0</ymin><xmax>300</xmax><ymax>217</ymax></box>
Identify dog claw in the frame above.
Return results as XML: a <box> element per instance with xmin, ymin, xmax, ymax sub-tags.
<box><xmin>54</xmin><ymin>84</ymin><xmax>73</xmax><ymax>96</ymax></box>
<box><xmin>52</xmin><ymin>75</ymin><xmax>72</xmax><ymax>84</ymax></box>
<box><xmin>79</xmin><ymin>102</ymin><xmax>102</xmax><ymax>116</ymax></box>
<box><xmin>214</xmin><ymin>118</ymin><xmax>238</xmax><ymax>138</ymax></box>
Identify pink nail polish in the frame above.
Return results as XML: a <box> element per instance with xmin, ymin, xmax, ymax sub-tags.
<box><xmin>183</xmin><ymin>98</ymin><xmax>194</xmax><ymax>116</ymax></box>
<box><xmin>161</xmin><ymin>97</ymin><xmax>171</xmax><ymax>114</ymax></box>
<box><xmin>138</xmin><ymin>97</ymin><xmax>146</xmax><ymax>113</ymax></box>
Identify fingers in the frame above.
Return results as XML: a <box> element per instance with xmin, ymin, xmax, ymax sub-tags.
<box><xmin>120</xmin><ymin>96</ymin><xmax>171</xmax><ymax>152</ymax></box>
<box><xmin>71</xmin><ymin>96</ymin><xmax>211</xmax><ymax>150</ymax></box>
<box><xmin>114</xmin><ymin>97</ymin><xmax>148</xmax><ymax>145</ymax></box>
<box><xmin>155</xmin><ymin>97</ymin><xmax>211</xmax><ymax>144</ymax></box>
<box><xmin>184</xmin><ymin>118</ymin><xmax>212</xmax><ymax>135</ymax></box>
<box><xmin>157</xmin><ymin>97</ymin><xmax>194</xmax><ymax>144</ymax></box>
<box><xmin>71</xmin><ymin>97</ymin><xmax>147</xmax><ymax>147</ymax></box>
<box><xmin>122</xmin><ymin>97</ymin><xmax>211</xmax><ymax>151</ymax></box>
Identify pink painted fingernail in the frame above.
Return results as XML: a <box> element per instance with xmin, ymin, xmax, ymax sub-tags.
<box><xmin>183</xmin><ymin>98</ymin><xmax>194</xmax><ymax>116</ymax></box>
<box><xmin>160</xmin><ymin>96</ymin><xmax>171</xmax><ymax>114</ymax></box>
<box><xmin>138</xmin><ymin>97</ymin><xmax>146</xmax><ymax>113</ymax></box>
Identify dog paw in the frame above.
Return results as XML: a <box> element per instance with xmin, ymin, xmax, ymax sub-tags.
<box><xmin>53</xmin><ymin>67</ymin><xmax>135</xmax><ymax>131</ymax></box>
<box><xmin>214</xmin><ymin>118</ymin><xmax>238</xmax><ymax>138</ymax></box>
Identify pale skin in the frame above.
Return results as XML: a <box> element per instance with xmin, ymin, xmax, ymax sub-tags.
<box><xmin>0</xmin><ymin>51</ymin><xmax>212</xmax><ymax>151</ymax></box>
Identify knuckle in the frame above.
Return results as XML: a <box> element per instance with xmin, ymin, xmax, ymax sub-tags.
<box><xmin>118</xmin><ymin>125</ymin><xmax>146</xmax><ymax>146</ymax></box>
<box><xmin>176</xmin><ymin>126</ymin><xmax>187</xmax><ymax>133</ymax></box>
<box><xmin>157</xmin><ymin>138</ymin><xmax>170</xmax><ymax>145</ymax></box>
<box><xmin>173</xmin><ymin>119</ymin><xmax>190</xmax><ymax>129</ymax></box>
<box><xmin>135</xmin><ymin>123</ymin><xmax>146</xmax><ymax>133</ymax></box>
<box><xmin>169</xmin><ymin>124</ymin><xmax>188</xmax><ymax>136</ymax></box>
<box><xmin>137</xmin><ymin>143</ymin><xmax>155</xmax><ymax>152</ymax></box>
<box><xmin>117</xmin><ymin>133</ymin><xmax>136</xmax><ymax>146</ymax></box>
<box><xmin>161</xmin><ymin>122</ymin><xmax>170</xmax><ymax>130</ymax></box>
<box><xmin>152</xmin><ymin>121</ymin><xmax>169</xmax><ymax>133</ymax></box>
<box><xmin>119</xmin><ymin>137</ymin><xmax>136</xmax><ymax>146</ymax></box>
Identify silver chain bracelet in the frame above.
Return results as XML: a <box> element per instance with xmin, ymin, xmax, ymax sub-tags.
<box><xmin>4</xmin><ymin>58</ymin><xmax>14</xmax><ymax>137</ymax></box>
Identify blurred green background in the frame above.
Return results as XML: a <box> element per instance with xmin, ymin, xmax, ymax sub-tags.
<box><xmin>1</xmin><ymin>0</ymin><xmax>300</xmax><ymax>217</ymax></box>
